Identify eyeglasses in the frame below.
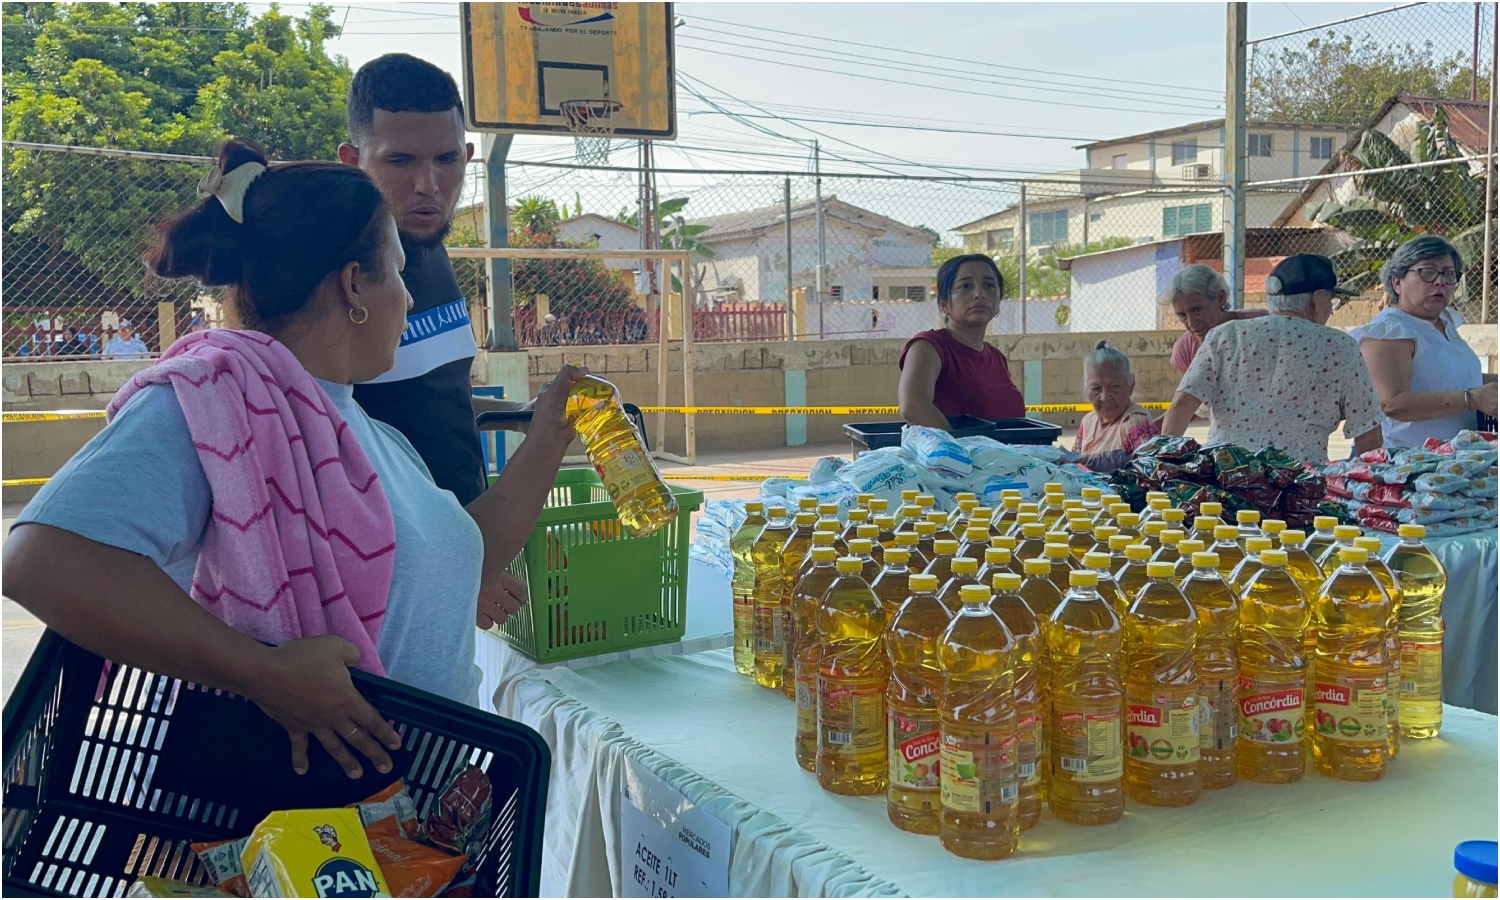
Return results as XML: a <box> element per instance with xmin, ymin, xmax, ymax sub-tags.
<box><xmin>1412</xmin><ymin>267</ymin><xmax>1461</xmax><ymax>285</ymax></box>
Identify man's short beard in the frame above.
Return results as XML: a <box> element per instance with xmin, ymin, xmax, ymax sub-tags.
<box><xmin>399</xmin><ymin>217</ymin><xmax>453</xmax><ymax>251</ymax></box>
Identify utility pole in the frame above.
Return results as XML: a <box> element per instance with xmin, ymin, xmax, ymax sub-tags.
<box><xmin>481</xmin><ymin>133</ymin><xmax>516</xmax><ymax>350</ymax></box>
<box><xmin>1225</xmin><ymin>2</ymin><xmax>1249</xmax><ymax>310</ymax></box>
<box><xmin>1473</xmin><ymin>2</ymin><xmax>1482</xmax><ymax>102</ymax></box>
<box><xmin>784</xmin><ymin>177</ymin><xmax>794</xmax><ymax>339</ymax></box>
<box><xmin>1017</xmin><ymin>184</ymin><xmax>1028</xmax><ymax>335</ymax></box>
<box><xmin>814</xmin><ymin>140</ymin><xmax>826</xmax><ymax>339</ymax></box>
<box><xmin>1482</xmin><ymin>8</ymin><xmax>1497</xmax><ymax>323</ymax></box>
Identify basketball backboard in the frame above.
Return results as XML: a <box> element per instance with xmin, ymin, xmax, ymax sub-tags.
<box><xmin>461</xmin><ymin>2</ymin><xmax>677</xmax><ymax>140</ymax></box>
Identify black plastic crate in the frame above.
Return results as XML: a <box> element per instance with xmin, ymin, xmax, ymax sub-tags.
<box><xmin>843</xmin><ymin>416</ymin><xmax>996</xmax><ymax>458</ymax></box>
<box><xmin>986</xmin><ymin>417</ymin><xmax>1063</xmax><ymax>446</ymax></box>
<box><xmin>2</xmin><ymin>632</ymin><xmax>548</xmax><ymax>898</ymax></box>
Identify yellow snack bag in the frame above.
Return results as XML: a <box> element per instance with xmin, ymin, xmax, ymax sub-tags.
<box><xmin>241</xmin><ymin>809</ymin><xmax>391</xmax><ymax>898</ymax></box>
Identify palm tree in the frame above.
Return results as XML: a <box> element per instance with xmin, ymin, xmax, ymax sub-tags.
<box><xmin>510</xmin><ymin>196</ymin><xmax>561</xmax><ymax>235</ymax></box>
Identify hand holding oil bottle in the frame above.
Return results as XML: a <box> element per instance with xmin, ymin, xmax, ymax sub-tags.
<box><xmin>726</xmin><ymin>484</ymin><xmax>1447</xmax><ymax>859</ymax></box>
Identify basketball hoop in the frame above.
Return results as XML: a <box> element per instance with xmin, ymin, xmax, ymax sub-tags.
<box><xmin>561</xmin><ymin>98</ymin><xmax>623</xmax><ymax>167</ymax></box>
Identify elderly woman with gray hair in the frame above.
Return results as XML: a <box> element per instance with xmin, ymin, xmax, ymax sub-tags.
<box><xmin>1072</xmin><ymin>341</ymin><xmax>1158</xmax><ymax>472</ymax></box>
<box><xmin>1161</xmin><ymin>254</ymin><xmax>1384</xmax><ymax>465</ymax></box>
<box><xmin>1165</xmin><ymin>263</ymin><xmax>1268</xmax><ymax>374</ymax></box>
<box><xmin>1352</xmin><ymin>234</ymin><xmax>1497</xmax><ymax>448</ymax></box>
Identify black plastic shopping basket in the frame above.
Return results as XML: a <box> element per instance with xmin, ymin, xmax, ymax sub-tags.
<box><xmin>2</xmin><ymin>631</ymin><xmax>549</xmax><ymax>897</ymax></box>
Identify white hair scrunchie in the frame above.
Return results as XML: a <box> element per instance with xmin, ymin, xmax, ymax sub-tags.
<box><xmin>196</xmin><ymin>162</ymin><xmax>267</xmax><ymax>224</ymax></box>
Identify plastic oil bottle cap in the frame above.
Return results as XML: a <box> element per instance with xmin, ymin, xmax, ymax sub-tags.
<box><xmin>836</xmin><ymin>556</ymin><xmax>864</xmax><ymax>574</ymax></box>
<box><xmin>1109</xmin><ymin>534</ymin><xmax>1134</xmax><ymax>552</ymax></box>
<box><xmin>1262</xmin><ymin>519</ymin><xmax>1287</xmax><ymax>535</ymax></box>
<box><xmin>1094</xmin><ymin>525</ymin><xmax>1119</xmax><ymax>540</ymax></box>
<box><xmin>985</xmin><ymin>547</ymin><xmax>1012</xmax><ymax>565</ymax></box>
<box><xmin>1117</xmin><ymin>512</ymin><xmax>1141</xmax><ymax>527</ymax></box>
<box><xmin>1353</xmin><ymin>537</ymin><xmax>1384</xmax><ymax>554</ymax></box>
<box><xmin>886</xmin><ymin>548</ymin><xmax>911</xmax><ymax>565</ymax></box>
<box><xmin>1313</xmin><ymin>515</ymin><xmax>1338</xmax><ymax>530</ymax></box>
<box><xmin>1398</xmin><ymin>523</ymin><xmax>1427</xmax><ymax>539</ymax></box>
<box><xmin>1178</xmin><ymin>540</ymin><xmax>1205</xmax><ymax>556</ymax></box>
<box><xmin>1082</xmin><ymin>487</ymin><xmax>1102</xmax><ymax>499</ymax></box>
<box><xmin>798</xmin><ymin>498</ymin><xmax>819</xmax><ymax>510</ymax></box>
<box><xmin>1146</xmin><ymin>490</ymin><xmax>1168</xmax><ymax>501</ymax></box>
<box><xmin>1455</xmin><ymin>841</ymin><xmax>1498</xmax><ymax>888</ymax></box>
<box><xmin>993</xmin><ymin>572</ymin><xmax>1023</xmax><ymax>592</ymax></box>
<box><xmin>1044</xmin><ymin>482</ymin><xmax>1064</xmax><ymax>493</ymax></box>
<box><xmin>1110</xmin><ymin>503</ymin><xmax>1133</xmax><ymax>516</ymax></box>
<box><xmin>1003</xmin><ymin>497</ymin><xmax>1022</xmax><ymax>508</ymax></box>
<box><xmin>848</xmin><ymin>508</ymin><xmax>870</xmax><ymax>521</ymax></box>
<box><xmin>1143</xmin><ymin>522</ymin><xmax>1167</xmax><ymax>537</ymax></box>
<box><xmin>812</xmin><ymin>532</ymin><xmax>837</xmax><ymax>546</ymax></box>
<box><xmin>909</xmin><ymin>573</ymin><xmax>939</xmax><ymax>592</ymax></box>
<box><xmin>1194</xmin><ymin>516</ymin><xmax>1220</xmax><ymax>532</ymax></box>
<box><xmin>1064</xmin><ymin>499</ymin><xmax>1085</xmax><ymax>510</ymax></box>
<box><xmin>1069</xmin><ymin>518</ymin><xmax>1092</xmax><ymax>532</ymax></box>
<box><xmin>855</xmin><ymin>493</ymin><xmax>874</xmax><ymax>504</ymax></box>
<box><xmin>795</xmin><ymin>512</ymin><xmax>818</xmax><ymax>526</ymax></box>
<box><xmin>1245</xmin><ymin>537</ymin><xmax>1274</xmax><ymax>553</ymax></box>
<box><xmin>917</xmin><ymin>495</ymin><xmax>936</xmax><ymax>508</ymax></box>
<box><xmin>916</xmin><ymin>522</ymin><xmax>937</xmax><ymax>536</ymax></box>
<box><xmin>1044</xmin><ymin>531</ymin><xmax>1070</xmax><ymax>546</ymax></box>
<box><xmin>1159</xmin><ymin>529</ymin><xmax>1185</xmax><ymax>546</ymax></box>
<box><xmin>1043</xmin><ymin>543</ymin><xmax>1071</xmax><ymax>559</ymax></box>
<box><xmin>814</xmin><ymin>520</ymin><xmax>840</xmax><ymax>534</ymax></box>
<box><xmin>1214</xmin><ymin>525</ymin><xmax>1240</xmax><ymax>541</ymax></box>
<box><xmin>1021</xmin><ymin>522</ymin><xmax>1047</xmax><ymax>538</ymax></box>
<box><xmin>1149</xmin><ymin>497</ymin><xmax>1170</xmax><ymax>510</ymax></box>
<box><xmin>1260</xmin><ymin>549</ymin><xmax>1288</xmax><ymax>566</ymax></box>
<box><xmin>1162</xmin><ymin>509</ymin><xmax>1186</xmax><ymax>523</ymax></box>
<box><xmin>966</xmin><ymin>526</ymin><xmax>990</xmax><ymax>541</ymax></box>
<box><xmin>745</xmin><ymin>501</ymin><xmax>764</xmax><ymax>513</ymax></box>
<box><xmin>1125</xmin><ymin>544</ymin><xmax>1154</xmax><ymax>561</ymax></box>
<box><xmin>1280</xmin><ymin>530</ymin><xmax>1306</xmax><ymax>546</ymax></box>
<box><xmin>1333</xmin><ymin>525</ymin><xmax>1363</xmax><ymax>540</ymax></box>
<box><xmin>848</xmin><ymin>539</ymin><xmax>874</xmax><ymax>555</ymax></box>
<box><xmin>1146</xmin><ymin>561</ymin><xmax>1176</xmax><ymax>579</ymax></box>
<box><xmin>817</xmin><ymin>503</ymin><xmax>839</xmax><ymax>516</ymax></box>
<box><xmin>1339</xmin><ymin>547</ymin><xmax>1370</xmax><ymax>564</ymax></box>
<box><xmin>900</xmin><ymin>504</ymin><xmax>922</xmax><ymax>519</ymax></box>
<box><xmin>1082</xmin><ymin>551</ymin><xmax>1112</xmax><ymax>569</ymax></box>
<box><xmin>869</xmin><ymin>498</ymin><xmax>889</xmax><ymax>512</ymax></box>
<box><xmin>895</xmin><ymin>532</ymin><xmax>919</xmax><ymax>547</ymax></box>
<box><xmin>959</xmin><ymin>584</ymin><xmax>992</xmax><ymax>605</ymax></box>
<box><xmin>857</xmin><ymin>525</ymin><xmax>880</xmax><ymax>540</ymax></box>
<box><xmin>902</xmin><ymin>490</ymin><xmax>920</xmax><ymax>502</ymax></box>
<box><xmin>991</xmin><ymin>535</ymin><xmax>1018</xmax><ymax>550</ymax></box>
<box><xmin>1068</xmin><ymin>569</ymin><xmax>1099</xmax><ymax>588</ymax></box>
<box><xmin>1237</xmin><ymin>510</ymin><xmax>1261</xmax><ymax>524</ymax></box>
<box><xmin>972</xmin><ymin>507</ymin><xmax>993</xmax><ymax>520</ymax></box>
<box><xmin>1001</xmin><ymin>488</ymin><xmax>1024</xmax><ymax>498</ymax></box>
<box><xmin>1015</xmin><ymin>513</ymin><xmax>1040</xmax><ymax>528</ymax></box>
<box><xmin>956</xmin><ymin>492</ymin><xmax>977</xmax><ymax>504</ymax></box>
<box><xmin>1200</xmin><ymin>501</ymin><xmax>1223</xmax><ymax>516</ymax></box>
<box><xmin>1023</xmin><ymin>558</ymin><xmax>1051</xmax><ymax>575</ymax></box>
<box><xmin>952</xmin><ymin>557</ymin><xmax>980</xmax><ymax>575</ymax></box>
<box><xmin>927</xmin><ymin>511</ymin><xmax>950</xmax><ymax>525</ymax></box>
<box><xmin>768</xmin><ymin>506</ymin><xmax>788</xmax><ymax>517</ymax></box>
<box><xmin>811</xmin><ymin>547</ymin><xmax>839</xmax><ymax>563</ymax></box>
<box><xmin>1192</xmin><ymin>551</ymin><xmax>1220</xmax><ymax>568</ymax></box>
<box><xmin>933</xmin><ymin>539</ymin><xmax>959</xmax><ymax>556</ymax></box>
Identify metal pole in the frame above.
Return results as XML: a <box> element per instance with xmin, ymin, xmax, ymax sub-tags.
<box><xmin>1483</xmin><ymin>10</ymin><xmax>1498</xmax><ymax>324</ymax></box>
<box><xmin>1473</xmin><ymin>2</ymin><xmax>1482</xmax><ymax>102</ymax></box>
<box><xmin>815</xmin><ymin>140</ymin><xmax>826</xmax><ymax>340</ymax></box>
<box><xmin>1225</xmin><ymin>2</ymin><xmax>1249</xmax><ymax>311</ymax></box>
<box><xmin>784</xmin><ymin>177</ymin><xmax>794</xmax><ymax>340</ymax></box>
<box><xmin>682</xmin><ymin>252</ymin><xmax>697</xmax><ymax>465</ymax></box>
<box><xmin>1018</xmin><ymin>183</ymin><xmax>1028</xmax><ymax>334</ymax></box>
<box><xmin>481</xmin><ymin>133</ymin><xmax>517</xmax><ymax>350</ymax></box>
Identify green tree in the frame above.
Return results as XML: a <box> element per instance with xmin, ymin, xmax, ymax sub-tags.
<box><xmin>510</xmin><ymin>196</ymin><xmax>561</xmax><ymax>234</ymax></box>
<box><xmin>1249</xmin><ymin>32</ymin><xmax>1486</xmax><ymax>125</ymax></box>
<box><xmin>995</xmin><ymin>237</ymin><xmax>1134</xmax><ymax>299</ymax></box>
<box><xmin>2</xmin><ymin>2</ymin><xmax>351</xmax><ymax>314</ymax></box>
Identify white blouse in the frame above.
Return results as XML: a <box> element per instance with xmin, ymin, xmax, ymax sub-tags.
<box><xmin>1352</xmin><ymin>306</ymin><xmax>1483</xmax><ymax>449</ymax></box>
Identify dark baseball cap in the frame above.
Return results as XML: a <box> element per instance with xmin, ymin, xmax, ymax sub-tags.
<box><xmin>1264</xmin><ymin>254</ymin><xmax>1357</xmax><ymax>297</ymax></box>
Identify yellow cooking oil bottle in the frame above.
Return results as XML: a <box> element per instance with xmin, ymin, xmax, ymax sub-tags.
<box><xmin>565</xmin><ymin>374</ymin><xmax>679</xmax><ymax>537</ymax></box>
<box><xmin>990</xmin><ymin>533</ymin><xmax>1018</xmax><ymax>557</ymax></box>
<box><xmin>1305</xmin><ymin>515</ymin><xmax>1341</xmax><ymax>564</ymax></box>
<box><xmin>1354</xmin><ymin>535</ymin><xmax>1403</xmax><ymax>758</ymax></box>
<box><xmin>1152</xmin><ymin>528</ymin><xmax>1188</xmax><ymax>571</ymax></box>
<box><xmin>1160</xmin><ymin>508</ymin><xmax>1188</xmax><ymax>537</ymax></box>
<box><xmin>780</xmin><ymin>513</ymin><xmax>821</xmax><ymax>700</ymax></box>
<box><xmin>1229</xmin><ymin>537</ymin><xmax>1276</xmax><ymax>592</ymax></box>
<box><xmin>1140</xmin><ymin>520</ymin><xmax>1168</xmax><ymax>554</ymax></box>
<box><xmin>1139</xmin><ymin>496</ymin><xmax>1171</xmax><ymax>530</ymax></box>
<box><xmin>937</xmin><ymin>583</ymin><xmax>1020</xmax><ymax>860</ymax></box>
<box><xmin>1114</xmin><ymin>545</ymin><xmax>1155</xmax><ymax>618</ymax></box>
<box><xmin>1114</xmin><ymin>511</ymin><xmax>1144</xmax><ymax>545</ymax></box>
<box><xmin>1079</xmin><ymin>487</ymin><xmax>1105</xmax><ymax>523</ymax></box>
<box><xmin>1261</xmin><ymin>518</ymin><xmax>1286</xmax><ymax>545</ymax></box>
<box><xmin>1192</xmin><ymin>515</ymin><xmax>1219</xmax><ymax>546</ymax></box>
<box><xmin>1235</xmin><ymin>509</ymin><xmax>1263</xmax><ymax>550</ymax></box>
<box><xmin>894</xmin><ymin>504</ymin><xmax>924</xmax><ymax>539</ymax></box>
<box><xmin>990</xmin><ymin>573</ymin><xmax>1043</xmax><ymax>829</ymax></box>
<box><xmin>856</xmin><ymin>524</ymin><xmax>883</xmax><ymax>567</ymax></box>
<box><xmin>1312</xmin><ymin>547</ymin><xmax>1392</xmax><ymax>782</ymax></box>
<box><xmin>978</xmin><ymin>547</ymin><xmax>1015</xmax><ymax>585</ymax></box>
<box><xmin>796</xmin><ymin>532</ymin><xmax>839</xmax><ymax>583</ymax></box>
<box><xmin>1018</xmin><ymin>558</ymin><xmax>1066</xmax><ymax>639</ymax></box>
<box><xmin>1316</xmin><ymin>525</ymin><xmax>1363</xmax><ymax>572</ymax></box>
<box><xmin>1235</xmin><ymin>549</ymin><xmax>1310</xmax><ymax>784</ymax></box>
<box><xmin>993</xmin><ymin>496</ymin><xmax>1022</xmax><ymax>532</ymax></box>
<box><xmin>915</xmin><ymin>521</ymin><xmax>940</xmax><ymax>564</ymax></box>
<box><xmin>868</xmin><ymin>497</ymin><xmax>890</xmax><ymax>517</ymax></box>
<box><xmin>1181</xmin><ymin>551</ymin><xmax>1238</xmax><ymax>789</ymax></box>
<box><xmin>1199</xmin><ymin>500</ymin><xmax>1224</xmax><ymax>520</ymax></box>
<box><xmin>1014</xmin><ymin>522</ymin><xmax>1050</xmax><ymax>566</ymax></box>
<box><xmin>1106</xmin><ymin>533</ymin><xmax>1134</xmax><ymax>564</ymax></box>
<box><xmin>1123</xmin><ymin>562</ymin><xmax>1201</xmax><ymax>807</ymax></box>
<box><xmin>1047</xmin><ymin>569</ymin><xmax>1125</xmax><ymax>826</ymax></box>
<box><xmin>855</xmin><ymin>492</ymin><xmax>875</xmax><ymax>510</ymax></box>
<box><xmin>948</xmin><ymin>494</ymin><xmax>978</xmax><ymax>530</ymax></box>
<box><xmin>937</xmin><ymin>556</ymin><xmax>982</xmax><ymax>612</ymax></box>
<box><xmin>894</xmin><ymin>531</ymin><xmax>926</xmax><ymax>571</ymax></box>
<box><xmin>817</xmin><ymin>557</ymin><xmax>889</xmax><ymax>796</ymax></box>
<box><xmin>1091</xmin><ymin>525</ymin><xmax>1120</xmax><ymax>557</ymax></box>
<box><xmin>792</xmin><ymin>547</ymin><xmax>841</xmax><ymax>771</ymax></box>
<box><xmin>1383</xmin><ymin>524</ymin><xmax>1448</xmax><ymax>739</ymax></box>
<box><xmin>816</xmin><ymin>501</ymin><xmax>843</xmax><ymax>542</ymax></box>
<box><xmin>957</xmin><ymin>525</ymin><xmax>993</xmax><ymax>566</ymax></box>
<box><xmin>1008</xmin><ymin>510</ymin><xmax>1041</xmax><ymax>539</ymax></box>
<box><xmin>840</xmin><ymin>507</ymin><xmax>871</xmax><ymax>551</ymax></box>
<box><xmin>1065</xmin><ymin>518</ymin><xmax>1096</xmax><ymax>561</ymax></box>
<box><xmin>926</xmin><ymin>539</ymin><xmax>962</xmax><ymax>585</ymax></box>
<box><xmin>751</xmin><ymin>507</ymin><xmax>794</xmax><ymax>689</ymax></box>
<box><xmin>1042</xmin><ymin>542</ymin><xmax>1077</xmax><ymax>597</ymax></box>
<box><xmin>731</xmin><ymin>501</ymin><xmax>768</xmax><ymax>676</ymax></box>
<box><xmin>1107</xmin><ymin>501</ymin><xmax>1132</xmax><ymax>524</ymax></box>
<box><xmin>886</xmin><ymin>572</ymin><xmax>951</xmax><ymax>834</ymax></box>
<box><xmin>927</xmin><ymin>511</ymin><xmax>958</xmax><ymax>546</ymax></box>
<box><xmin>873</xmin><ymin>548</ymin><xmax>915</xmax><ymax>617</ymax></box>
<box><xmin>1083</xmin><ymin>552</ymin><xmax>1127</xmax><ymax>618</ymax></box>
<box><xmin>1212</xmin><ymin>525</ymin><xmax>1246</xmax><ymax>582</ymax></box>
<box><xmin>873</xmin><ymin>514</ymin><xmax>899</xmax><ymax>550</ymax></box>
<box><xmin>1038</xmin><ymin>484</ymin><xmax>1067</xmax><ymax>528</ymax></box>
<box><xmin>1172</xmin><ymin>539</ymin><xmax>1206</xmax><ymax>581</ymax></box>
<box><xmin>1279</xmin><ymin>528</ymin><xmax>1326</xmax><ymax>711</ymax></box>
<box><xmin>848</xmin><ymin>537</ymin><xmax>881</xmax><ymax>584</ymax></box>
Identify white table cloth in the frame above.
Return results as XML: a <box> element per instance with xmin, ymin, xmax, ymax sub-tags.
<box><xmin>501</xmin><ymin>648</ymin><xmax>1498</xmax><ymax>898</ymax></box>
<box><xmin>1420</xmin><ymin>531</ymin><xmax>1497</xmax><ymax>714</ymax></box>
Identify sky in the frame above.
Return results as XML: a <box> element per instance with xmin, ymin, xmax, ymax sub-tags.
<box><xmin>246</xmin><ymin>1</ymin><xmax>1409</xmax><ymax>175</ymax></box>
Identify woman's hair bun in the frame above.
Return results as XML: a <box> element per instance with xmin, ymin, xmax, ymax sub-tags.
<box><xmin>146</xmin><ymin>138</ymin><xmax>271</xmax><ymax>287</ymax></box>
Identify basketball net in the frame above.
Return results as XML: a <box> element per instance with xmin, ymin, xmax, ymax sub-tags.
<box><xmin>562</xmin><ymin>98</ymin><xmax>622</xmax><ymax>167</ymax></box>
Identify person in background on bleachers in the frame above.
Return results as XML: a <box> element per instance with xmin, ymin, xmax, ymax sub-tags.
<box><xmin>1072</xmin><ymin>340</ymin><xmax>1158</xmax><ymax>472</ymax></box>
<box><xmin>102</xmin><ymin>320</ymin><xmax>151</xmax><ymax>359</ymax></box>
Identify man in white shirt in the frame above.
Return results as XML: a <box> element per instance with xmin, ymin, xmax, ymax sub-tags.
<box><xmin>101</xmin><ymin>321</ymin><xmax>150</xmax><ymax>360</ymax></box>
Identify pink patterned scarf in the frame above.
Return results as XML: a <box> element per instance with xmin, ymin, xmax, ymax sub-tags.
<box><xmin>107</xmin><ymin>330</ymin><xmax>394</xmax><ymax>674</ymax></box>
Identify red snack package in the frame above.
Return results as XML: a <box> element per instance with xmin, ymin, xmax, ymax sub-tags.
<box><xmin>368</xmin><ymin>832</ymin><xmax>467</xmax><ymax>898</ymax></box>
<box><xmin>422</xmin><ymin>766</ymin><xmax>492</xmax><ymax>861</ymax></box>
<box><xmin>189</xmin><ymin>838</ymin><xmax>249</xmax><ymax>898</ymax></box>
<box><xmin>350</xmin><ymin>781</ymin><xmax>419</xmax><ymax>839</ymax></box>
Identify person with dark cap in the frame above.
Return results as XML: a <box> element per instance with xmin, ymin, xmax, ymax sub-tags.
<box><xmin>1161</xmin><ymin>254</ymin><xmax>1384</xmax><ymax>464</ymax></box>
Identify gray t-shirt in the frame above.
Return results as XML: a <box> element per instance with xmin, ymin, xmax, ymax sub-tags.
<box><xmin>14</xmin><ymin>379</ymin><xmax>483</xmax><ymax>706</ymax></box>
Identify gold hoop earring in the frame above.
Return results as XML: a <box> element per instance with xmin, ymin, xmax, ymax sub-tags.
<box><xmin>348</xmin><ymin>306</ymin><xmax>369</xmax><ymax>325</ymax></box>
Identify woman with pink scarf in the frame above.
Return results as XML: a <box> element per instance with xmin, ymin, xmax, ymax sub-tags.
<box><xmin>3</xmin><ymin>139</ymin><xmax>582</xmax><ymax>780</ymax></box>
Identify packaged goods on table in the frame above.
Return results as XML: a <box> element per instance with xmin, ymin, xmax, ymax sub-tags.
<box><xmin>1108</xmin><ymin>436</ymin><xmax>1332</xmax><ymax>528</ymax></box>
<box><xmin>1320</xmin><ymin>430</ymin><xmax>1498</xmax><ymax>537</ymax></box>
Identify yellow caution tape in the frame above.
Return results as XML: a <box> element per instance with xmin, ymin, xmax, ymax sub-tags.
<box><xmin>2</xmin><ymin>411</ymin><xmax>106</xmax><ymax>423</ymax></box>
<box><xmin>639</xmin><ymin>403</ymin><xmax>1166</xmax><ymax>414</ymax></box>
<box><xmin>2</xmin><ymin>478</ymin><xmax>51</xmax><ymax>487</ymax></box>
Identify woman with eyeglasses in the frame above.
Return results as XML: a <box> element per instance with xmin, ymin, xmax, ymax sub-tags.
<box><xmin>1354</xmin><ymin>235</ymin><xmax>1496</xmax><ymax>448</ymax></box>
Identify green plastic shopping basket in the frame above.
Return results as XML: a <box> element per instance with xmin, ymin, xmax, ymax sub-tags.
<box><xmin>492</xmin><ymin>467</ymin><xmax>704</xmax><ymax>663</ymax></box>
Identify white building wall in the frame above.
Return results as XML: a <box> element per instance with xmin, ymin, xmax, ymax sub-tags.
<box><xmin>1067</xmin><ymin>242</ymin><xmax>1165</xmax><ymax>333</ymax></box>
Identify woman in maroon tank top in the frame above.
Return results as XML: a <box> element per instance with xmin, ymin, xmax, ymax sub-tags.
<box><xmin>898</xmin><ymin>254</ymin><xmax>1025</xmax><ymax>428</ymax></box>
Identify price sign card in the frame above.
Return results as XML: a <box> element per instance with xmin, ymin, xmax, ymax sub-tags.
<box><xmin>620</xmin><ymin>758</ymin><xmax>732</xmax><ymax>898</ymax></box>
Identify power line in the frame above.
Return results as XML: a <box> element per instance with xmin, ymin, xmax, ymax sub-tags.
<box><xmin>682</xmin><ymin>107</ymin><xmax>1109</xmax><ymax>143</ymax></box>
